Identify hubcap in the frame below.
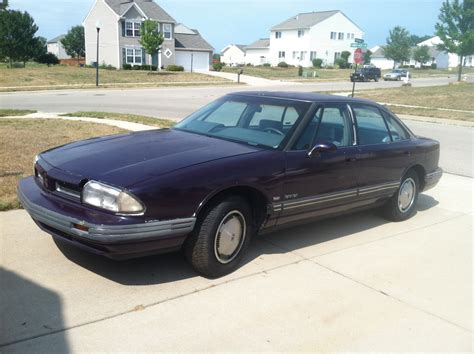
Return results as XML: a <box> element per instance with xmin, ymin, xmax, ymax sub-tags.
<box><xmin>398</xmin><ymin>178</ymin><xmax>416</xmax><ymax>213</ymax></box>
<box><xmin>214</xmin><ymin>210</ymin><xmax>246</xmax><ymax>264</ymax></box>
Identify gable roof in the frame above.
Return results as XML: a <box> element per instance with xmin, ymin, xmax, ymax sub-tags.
<box><xmin>174</xmin><ymin>24</ymin><xmax>213</xmax><ymax>52</ymax></box>
<box><xmin>104</xmin><ymin>0</ymin><xmax>176</xmax><ymax>23</ymax></box>
<box><xmin>47</xmin><ymin>34</ymin><xmax>65</xmax><ymax>44</ymax></box>
<box><xmin>221</xmin><ymin>44</ymin><xmax>246</xmax><ymax>54</ymax></box>
<box><xmin>271</xmin><ymin>10</ymin><xmax>339</xmax><ymax>30</ymax></box>
<box><xmin>246</xmin><ymin>38</ymin><xmax>270</xmax><ymax>49</ymax></box>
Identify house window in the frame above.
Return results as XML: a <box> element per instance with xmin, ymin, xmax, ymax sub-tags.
<box><xmin>300</xmin><ymin>51</ymin><xmax>306</xmax><ymax>60</ymax></box>
<box><xmin>125</xmin><ymin>48</ymin><xmax>142</xmax><ymax>64</ymax></box>
<box><xmin>163</xmin><ymin>23</ymin><xmax>172</xmax><ymax>39</ymax></box>
<box><xmin>351</xmin><ymin>33</ymin><xmax>355</xmax><ymax>39</ymax></box>
<box><xmin>125</xmin><ymin>20</ymin><xmax>141</xmax><ymax>37</ymax></box>
<box><xmin>338</xmin><ymin>32</ymin><xmax>344</xmax><ymax>40</ymax></box>
<box><xmin>334</xmin><ymin>52</ymin><xmax>341</xmax><ymax>62</ymax></box>
<box><xmin>298</xmin><ymin>30</ymin><xmax>305</xmax><ymax>38</ymax></box>
<box><xmin>292</xmin><ymin>51</ymin><xmax>298</xmax><ymax>59</ymax></box>
<box><xmin>275</xmin><ymin>31</ymin><xmax>282</xmax><ymax>39</ymax></box>
<box><xmin>310</xmin><ymin>51</ymin><xmax>317</xmax><ymax>60</ymax></box>
<box><xmin>278</xmin><ymin>51</ymin><xmax>285</xmax><ymax>59</ymax></box>
<box><xmin>330</xmin><ymin>32</ymin><xmax>337</xmax><ymax>40</ymax></box>
<box><xmin>347</xmin><ymin>33</ymin><xmax>350</xmax><ymax>40</ymax></box>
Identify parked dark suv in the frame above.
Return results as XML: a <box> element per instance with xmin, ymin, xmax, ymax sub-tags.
<box><xmin>350</xmin><ymin>67</ymin><xmax>381</xmax><ymax>82</ymax></box>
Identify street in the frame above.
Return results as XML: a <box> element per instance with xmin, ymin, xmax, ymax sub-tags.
<box><xmin>0</xmin><ymin>173</ymin><xmax>472</xmax><ymax>351</ymax></box>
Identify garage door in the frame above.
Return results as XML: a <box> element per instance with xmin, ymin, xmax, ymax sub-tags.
<box><xmin>175</xmin><ymin>51</ymin><xmax>210</xmax><ymax>71</ymax></box>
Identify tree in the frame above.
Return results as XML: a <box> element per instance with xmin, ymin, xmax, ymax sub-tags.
<box><xmin>363</xmin><ymin>49</ymin><xmax>372</xmax><ymax>64</ymax></box>
<box><xmin>139</xmin><ymin>20</ymin><xmax>163</xmax><ymax>71</ymax></box>
<box><xmin>0</xmin><ymin>0</ymin><xmax>8</xmax><ymax>11</ymax></box>
<box><xmin>413</xmin><ymin>45</ymin><xmax>431</xmax><ymax>66</ymax></box>
<box><xmin>409</xmin><ymin>34</ymin><xmax>433</xmax><ymax>46</ymax></box>
<box><xmin>0</xmin><ymin>9</ymin><xmax>39</xmax><ymax>67</ymax></box>
<box><xmin>37</xmin><ymin>52</ymin><xmax>59</xmax><ymax>66</ymax></box>
<box><xmin>61</xmin><ymin>25</ymin><xmax>85</xmax><ymax>64</ymax></box>
<box><xmin>32</xmin><ymin>36</ymin><xmax>47</xmax><ymax>61</ymax></box>
<box><xmin>435</xmin><ymin>0</ymin><xmax>474</xmax><ymax>81</ymax></box>
<box><xmin>384</xmin><ymin>26</ymin><xmax>412</xmax><ymax>68</ymax></box>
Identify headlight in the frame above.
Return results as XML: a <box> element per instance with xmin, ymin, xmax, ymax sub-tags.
<box><xmin>33</xmin><ymin>154</ymin><xmax>39</xmax><ymax>172</ymax></box>
<box><xmin>82</xmin><ymin>180</ymin><xmax>145</xmax><ymax>215</ymax></box>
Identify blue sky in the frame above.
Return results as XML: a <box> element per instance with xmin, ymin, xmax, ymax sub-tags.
<box><xmin>10</xmin><ymin>0</ymin><xmax>444</xmax><ymax>51</ymax></box>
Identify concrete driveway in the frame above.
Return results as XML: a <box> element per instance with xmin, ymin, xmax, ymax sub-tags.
<box><xmin>0</xmin><ymin>173</ymin><xmax>472</xmax><ymax>351</ymax></box>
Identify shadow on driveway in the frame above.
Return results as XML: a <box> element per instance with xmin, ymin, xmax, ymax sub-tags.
<box><xmin>53</xmin><ymin>194</ymin><xmax>439</xmax><ymax>286</ymax></box>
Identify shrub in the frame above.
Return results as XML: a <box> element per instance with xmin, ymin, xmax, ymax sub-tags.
<box><xmin>312</xmin><ymin>58</ymin><xmax>322</xmax><ymax>68</ymax></box>
<box><xmin>262</xmin><ymin>63</ymin><xmax>271</xmax><ymax>67</ymax></box>
<box><xmin>122</xmin><ymin>64</ymin><xmax>132</xmax><ymax>70</ymax></box>
<box><xmin>246</xmin><ymin>63</ymin><xmax>253</xmax><ymax>66</ymax></box>
<box><xmin>132</xmin><ymin>65</ymin><xmax>142</xmax><ymax>70</ymax></box>
<box><xmin>166</xmin><ymin>64</ymin><xmax>185</xmax><ymax>71</ymax></box>
<box><xmin>277</xmin><ymin>61</ymin><xmax>288</xmax><ymax>68</ymax></box>
<box><xmin>36</xmin><ymin>53</ymin><xmax>59</xmax><ymax>66</ymax></box>
<box><xmin>325</xmin><ymin>65</ymin><xmax>334</xmax><ymax>69</ymax></box>
<box><xmin>335</xmin><ymin>58</ymin><xmax>349</xmax><ymax>68</ymax></box>
<box><xmin>298</xmin><ymin>65</ymin><xmax>303</xmax><ymax>76</ymax></box>
<box><xmin>212</xmin><ymin>62</ymin><xmax>224</xmax><ymax>71</ymax></box>
<box><xmin>431</xmin><ymin>63</ymin><xmax>437</xmax><ymax>69</ymax></box>
<box><xmin>99</xmin><ymin>63</ymin><xmax>116</xmax><ymax>70</ymax></box>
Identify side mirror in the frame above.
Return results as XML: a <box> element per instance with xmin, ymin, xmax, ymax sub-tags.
<box><xmin>308</xmin><ymin>141</ymin><xmax>337</xmax><ymax>158</ymax></box>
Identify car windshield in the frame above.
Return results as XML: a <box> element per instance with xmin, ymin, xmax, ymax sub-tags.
<box><xmin>392</xmin><ymin>69</ymin><xmax>402</xmax><ymax>73</ymax></box>
<box><xmin>174</xmin><ymin>95</ymin><xmax>311</xmax><ymax>149</ymax></box>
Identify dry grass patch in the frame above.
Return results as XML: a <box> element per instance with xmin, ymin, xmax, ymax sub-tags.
<box><xmin>355</xmin><ymin>83</ymin><xmax>474</xmax><ymax>121</ymax></box>
<box><xmin>0</xmin><ymin>118</ymin><xmax>126</xmax><ymax>211</ymax></box>
<box><xmin>0</xmin><ymin>64</ymin><xmax>230</xmax><ymax>91</ymax></box>
<box><xmin>61</xmin><ymin>111</ymin><xmax>175</xmax><ymax>128</ymax></box>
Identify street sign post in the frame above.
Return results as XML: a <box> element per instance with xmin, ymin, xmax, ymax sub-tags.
<box><xmin>351</xmin><ymin>48</ymin><xmax>363</xmax><ymax>98</ymax></box>
<box><xmin>354</xmin><ymin>38</ymin><xmax>364</xmax><ymax>43</ymax></box>
<box><xmin>350</xmin><ymin>42</ymin><xmax>368</xmax><ymax>48</ymax></box>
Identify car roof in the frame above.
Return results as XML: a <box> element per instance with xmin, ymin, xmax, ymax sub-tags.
<box><xmin>227</xmin><ymin>91</ymin><xmax>378</xmax><ymax>105</ymax></box>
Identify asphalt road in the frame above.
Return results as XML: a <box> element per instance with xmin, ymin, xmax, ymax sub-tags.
<box><xmin>1</xmin><ymin>76</ymin><xmax>472</xmax><ymax>177</ymax></box>
<box><xmin>1</xmin><ymin>173</ymin><xmax>472</xmax><ymax>351</ymax></box>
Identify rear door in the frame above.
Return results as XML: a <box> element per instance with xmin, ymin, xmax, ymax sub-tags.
<box><xmin>351</xmin><ymin>103</ymin><xmax>416</xmax><ymax>199</ymax></box>
<box><xmin>277</xmin><ymin>103</ymin><xmax>358</xmax><ymax>225</ymax></box>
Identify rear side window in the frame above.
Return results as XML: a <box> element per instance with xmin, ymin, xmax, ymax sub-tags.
<box><xmin>352</xmin><ymin>105</ymin><xmax>391</xmax><ymax>145</ymax></box>
<box><xmin>315</xmin><ymin>107</ymin><xmax>352</xmax><ymax>147</ymax></box>
<box><xmin>383</xmin><ymin>111</ymin><xmax>410</xmax><ymax>141</ymax></box>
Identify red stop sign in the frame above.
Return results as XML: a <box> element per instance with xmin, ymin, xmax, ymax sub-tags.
<box><xmin>354</xmin><ymin>48</ymin><xmax>363</xmax><ymax>64</ymax></box>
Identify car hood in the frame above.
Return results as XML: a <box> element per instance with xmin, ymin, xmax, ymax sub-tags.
<box><xmin>40</xmin><ymin>129</ymin><xmax>261</xmax><ymax>187</ymax></box>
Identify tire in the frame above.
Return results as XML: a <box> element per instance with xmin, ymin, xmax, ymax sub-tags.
<box><xmin>374</xmin><ymin>77</ymin><xmax>379</xmax><ymax>82</ymax></box>
<box><xmin>383</xmin><ymin>170</ymin><xmax>419</xmax><ymax>222</ymax></box>
<box><xmin>184</xmin><ymin>196</ymin><xmax>253</xmax><ymax>278</ymax></box>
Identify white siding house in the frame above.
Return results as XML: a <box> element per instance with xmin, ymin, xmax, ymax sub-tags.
<box><xmin>220</xmin><ymin>44</ymin><xmax>246</xmax><ymax>66</ymax></box>
<box><xmin>46</xmin><ymin>35</ymin><xmax>71</xmax><ymax>60</ymax></box>
<box><xmin>269</xmin><ymin>11</ymin><xmax>364</xmax><ymax>66</ymax></box>
<box><xmin>244</xmin><ymin>38</ymin><xmax>270</xmax><ymax>65</ymax></box>
<box><xmin>83</xmin><ymin>0</ymin><xmax>213</xmax><ymax>70</ymax></box>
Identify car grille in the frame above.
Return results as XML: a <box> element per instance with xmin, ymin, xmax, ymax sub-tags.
<box><xmin>35</xmin><ymin>165</ymin><xmax>81</xmax><ymax>200</ymax></box>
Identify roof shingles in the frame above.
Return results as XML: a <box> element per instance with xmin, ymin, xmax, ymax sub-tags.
<box><xmin>271</xmin><ymin>10</ymin><xmax>339</xmax><ymax>30</ymax></box>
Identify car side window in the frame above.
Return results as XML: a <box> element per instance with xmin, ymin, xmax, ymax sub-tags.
<box><xmin>352</xmin><ymin>105</ymin><xmax>391</xmax><ymax>145</ymax></box>
<box><xmin>382</xmin><ymin>111</ymin><xmax>410</xmax><ymax>141</ymax></box>
<box><xmin>314</xmin><ymin>106</ymin><xmax>352</xmax><ymax>147</ymax></box>
<box><xmin>293</xmin><ymin>107</ymin><xmax>323</xmax><ymax>150</ymax></box>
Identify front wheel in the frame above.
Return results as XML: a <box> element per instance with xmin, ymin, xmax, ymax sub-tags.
<box><xmin>184</xmin><ymin>196</ymin><xmax>253</xmax><ymax>278</ymax></box>
<box><xmin>383</xmin><ymin>170</ymin><xmax>419</xmax><ymax>221</ymax></box>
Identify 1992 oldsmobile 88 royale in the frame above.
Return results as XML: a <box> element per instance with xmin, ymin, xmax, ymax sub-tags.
<box><xmin>18</xmin><ymin>92</ymin><xmax>442</xmax><ymax>278</ymax></box>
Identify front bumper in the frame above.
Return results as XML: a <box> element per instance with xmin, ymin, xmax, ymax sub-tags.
<box><xmin>18</xmin><ymin>177</ymin><xmax>196</xmax><ymax>259</ymax></box>
<box><xmin>423</xmin><ymin>167</ymin><xmax>443</xmax><ymax>191</ymax></box>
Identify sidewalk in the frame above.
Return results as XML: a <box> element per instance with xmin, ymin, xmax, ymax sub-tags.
<box><xmin>202</xmin><ymin>70</ymin><xmax>300</xmax><ymax>87</ymax></box>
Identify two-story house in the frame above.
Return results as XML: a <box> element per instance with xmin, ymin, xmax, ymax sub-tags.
<box><xmin>83</xmin><ymin>0</ymin><xmax>213</xmax><ymax>71</ymax></box>
<box><xmin>269</xmin><ymin>10</ymin><xmax>364</xmax><ymax>67</ymax></box>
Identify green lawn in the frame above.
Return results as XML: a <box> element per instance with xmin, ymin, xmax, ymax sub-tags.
<box><xmin>0</xmin><ymin>63</ymin><xmax>230</xmax><ymax>91</ymax></box>
<box><xmin>61</xmin><ymin>111</ymin><xmax>176</xmax><ymax>128</ymax></box>
<box><xmin>0</xmin><ymin>109</ymin><xmax>37</xmax><ymax>117</ymax></box>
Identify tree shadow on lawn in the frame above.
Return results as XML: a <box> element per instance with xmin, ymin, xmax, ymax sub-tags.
<box><xmin>54</xmin><ymin>194</ymin><xmax>439</xmax><ymax>286</ymax></box>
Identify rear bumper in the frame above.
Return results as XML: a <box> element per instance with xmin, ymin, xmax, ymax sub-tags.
<box><xmin>18</xmin><ymin>177</ymin><xmax>195</xmax><ymax>259</ymax></box>
<box><xmin>423</xmin><ymin>168</ymin><xmax>443</xmax><ymax>191</ymax></box>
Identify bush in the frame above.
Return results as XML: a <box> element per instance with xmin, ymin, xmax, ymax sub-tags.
<box><xmin>431</xmin><ymin>63</ymin><xmax>437</xmax><ymax>69</ymax></box>
<box><xmin>246</xmin><ymin>63</ymin><xmax>253</xmax><ymax>66</ymax></box>
<box><xmin>99</xmin><ymin>63</ymin><xmax>116</xmax><ymax>70</ymax></box>
<box><xmin>166</xmin><ymin>64</ymin><xmax>184</xmax><ymax>71</ymax></box>
<box><xmin>122</xmin><ymin>64</ymin><xmax>132</xmax><ymax>70</ymax></box>
<box><xmin>325</xmin><ymin>65</ymin><xmax>334</xmax><ymax>69</ymax></box>
<box><xmin>212</xmin><ymin>62</ymin><xmax>224</xmax><ymax>71</ymax></box>
<box><xmin>132</xmin><ymin>65</ymin><xmax>142</xmax><ymax>70</ymax></box>
<box><xmin>335</xmin><ymin>58</ymin><xmax>349</xmax><ymax>69</ymax></box>
<box><xmin>298</xmin><ymin>65</ymin><xmax>303</xmax><ymax>76</ymax></box>
<box><xmin>312</xmin><ymin>58</ymin><xmax>322</xmax><ymax>68</ymax></box>
<box><xmin>36</xmin><ymin>53</ymin><xmax>59</xmax><ymax>66</ymax></box>
<box><xmin>262</xmin><ymin>63</ymin><xmax>271</xmax><ymax>67</ymax></box>
<box><xmin>277</xmin><ymin>61</ymin><xmax>288</xmax><ymax>68</ymax></box>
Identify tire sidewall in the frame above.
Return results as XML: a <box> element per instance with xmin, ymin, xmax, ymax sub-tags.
<box><xmin>388</xmin><ymin>171</ymin><xmax>420</xmax><ymax>221</ymax></box>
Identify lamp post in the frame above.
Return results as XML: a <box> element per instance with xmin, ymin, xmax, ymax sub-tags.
<box><xmin>96</xmin><ymin>21</ymin><xmax>101</xmax><ymax>87</ymax></box>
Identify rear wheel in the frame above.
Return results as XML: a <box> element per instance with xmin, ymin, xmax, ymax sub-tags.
<box><xmin>383</xmin><ymin>170</ymin><xmax>419</xmax><ymax>221</ymax></box>
<box><xmin>184</xmin><ymin>196</ymin><xmax>253</xmax><ymax>278</ymax></box>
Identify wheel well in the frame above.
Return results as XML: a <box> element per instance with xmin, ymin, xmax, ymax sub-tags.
<box><xmin>408</xmin><ymin>165</ymin><xmax>426</xmax><ymax>190</ymax></box>
<box><xmin>196</xmin><ymin>186</ymin><xmax>269</xmax><ymax>230</ymax></box>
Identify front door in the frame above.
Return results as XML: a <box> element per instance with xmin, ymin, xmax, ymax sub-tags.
<box><xmin>277</xmin><ymin>104</ymin><xmax>358</xmax><ymax>225</ymax></box>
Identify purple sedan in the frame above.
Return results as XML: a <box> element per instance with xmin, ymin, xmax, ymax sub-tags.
<box><xmin>18</xmin><ymin>92</ymin><xmax>442</xmax><ymax>278</ymax></box>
